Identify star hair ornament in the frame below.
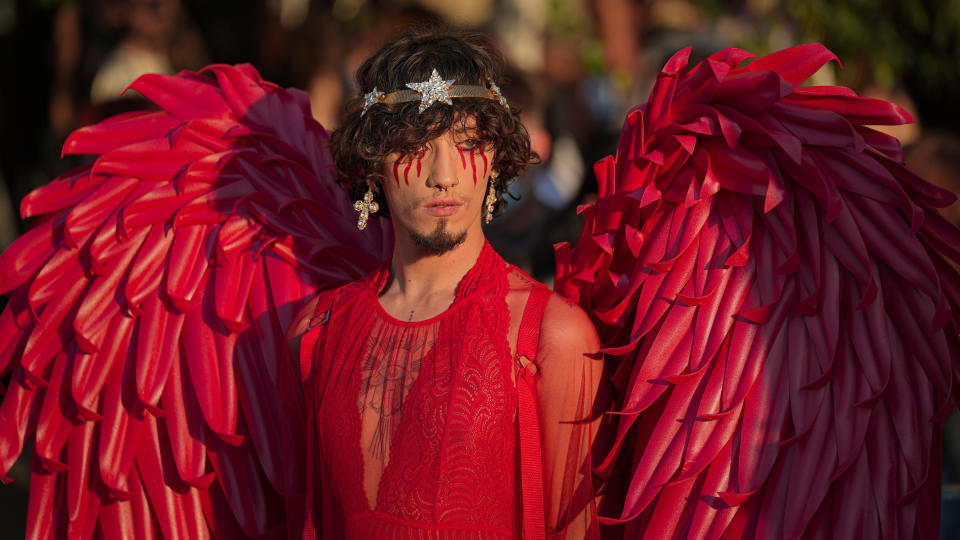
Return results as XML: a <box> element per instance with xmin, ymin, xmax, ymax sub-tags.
<box><xmin>360</xmin><ymin>88</ymin><xmax>384</xmax><ymax>116</ymax></box>
<box><xmin>487</xmin><ymin>79</ymin><xmax>508</xmax><ymax>109</ymax></box>
<box><xmin>406</xmin><ymin>69</ymin><xmax>456</xmax><ymax>112</ymax></box>
<box><xmin>360</xmin><ymin>68</ymin><xmax>509</xmax><ymax>115</ymax></box>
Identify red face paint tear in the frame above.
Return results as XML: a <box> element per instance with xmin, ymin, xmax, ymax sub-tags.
<box><xmin>479</xmin><ymin>151</ymin><xmax>488</xmax><ymax>178</ymax></box>
<box><xmin>392</xmin><ymin>152</ymin><xmax>406</xmax><ymax>185</ymax></box>
<box><xmin>402</xmin><ymin>156</ymin><xmax>414</xmax><ymax>185</ymax></box>
<box><xmin>457</xmin><ymin>147</ymin><xmax>467</xmax><ymax>169</ymax></box>
<box><xmin>392</xmin><ymin>151</ymin><xmax>425</xmax><ymax>185</ymax></box>
<box><xmin>468</xmin><ymin>148</ymin><xmax>478</xmax><ymax>185</ymax></box>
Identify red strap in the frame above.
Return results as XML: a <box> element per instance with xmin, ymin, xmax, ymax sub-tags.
<box><xmin>300</xmin><ymin>325</ymin><xmax>322</xmax><ymax>539</ymax></box>
<box><xmin>517</xmin><ymin>286</ymin><xmax>551</xmax><ymax>540</ymax></box>
<box><xmin>300</xmin><ymin>291</ymin><xmax>337</xmax><ymax>539</ymax></box>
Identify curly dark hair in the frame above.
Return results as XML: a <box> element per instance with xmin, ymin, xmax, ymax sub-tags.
<box><xmin>330</xmin><ymin>28</ymin><xmax>538</xmax><ymax>219</ymax></box>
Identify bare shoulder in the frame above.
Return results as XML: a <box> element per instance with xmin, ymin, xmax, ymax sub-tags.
<box><xmin>539</xmin><ymin>290</ymin><xmax>600</xmax><ymax>357</ymax></box>
<box><xmin>285</xmin><ymin>286</ymin><xmax>341</xmax><ymax>355</ymax></box>
<box><xmin>505</xmin><ymin>266</ymin><xmax>599</xmax><ymax>363</ymax></box>
<box><xmin>286</xmin><ymin>294</ymin><xmax>322</xmax><ymax>345</ymax></box>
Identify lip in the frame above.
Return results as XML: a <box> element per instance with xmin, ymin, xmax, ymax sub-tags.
<box><xmin>424</xmin><ymin>198</ymin><xmax>463</xmax><ymax>217</ymax></box>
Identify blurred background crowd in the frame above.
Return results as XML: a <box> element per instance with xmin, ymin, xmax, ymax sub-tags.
<box><xmin>0</xmin><ymin>0</ymin><xmax>958</xmax><ymax>537</ymax></box>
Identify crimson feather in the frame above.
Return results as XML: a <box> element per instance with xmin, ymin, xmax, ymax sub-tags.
<box><xmin>556</xmin><ymin>44</ymin><xmax>960</xmax><ymax>538</ymax></box>
<box><xmin>0</xmin><ymin>64</ymin><xmax>391</xmax><ymax>537</ymax></box>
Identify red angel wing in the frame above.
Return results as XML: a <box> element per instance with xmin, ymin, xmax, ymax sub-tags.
<box><xmin>0</xmin><ymin>64</ymin><xmax>392</xmax><ymax>538</ymax></box>
<box><xmin>556</xmin><ymin>44</ymin><xmax>960</xmax><ymax>538</ymax></box>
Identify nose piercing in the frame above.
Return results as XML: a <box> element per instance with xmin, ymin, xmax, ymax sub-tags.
<box><xmin>439</xmin><ymin>179</ymin><xmax>458</xmax><ymax>191</ymax></box>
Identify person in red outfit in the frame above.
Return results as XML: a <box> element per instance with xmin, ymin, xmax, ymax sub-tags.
<box><xmin>6</xmin><ymin>19</ymin><xmax>957</xmax><ymax>538</ymax></box>
<box><xmin>287</xmin><ymin>30</ymin><xmax>606</xmax><ymax>539</ymax></box>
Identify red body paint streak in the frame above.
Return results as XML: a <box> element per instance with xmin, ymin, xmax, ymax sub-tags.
<box><xmin>468</xmin><ymin>149</ymin><xmax>478</xmax><ymax>185</ymax></box>
<box><xmin>479</xmin><ymin>152</ymin><xmax>488</xmax><ymax>178</ymax></box>
<box><xmin>457</xmin><ymin>147</ymin><xmax>467</xmax><ymax>169</ymax></box>
<box><xmin>392</xmin><ymin>152</ymin><xmax>406</xmax><ymax>184</ymax></box>
<box><xmin>415</xmin><ymin>151</ymin><xmax>424</xmax><ymax>178</ymax></box>
<box><xmin>403</xmin><ymin>156</ymin><xmax>414</xmax><ymax>184</ymax></box>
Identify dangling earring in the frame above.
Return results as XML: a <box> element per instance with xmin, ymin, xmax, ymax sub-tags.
<box><xmin>484</xmin><ymin>175</ymin><xmax>497</xmax><ymax>224</ymax></box>
<box><xmin>354</xmin><ymin>186</ymin><xmax>379</xmax><ymax>230</ymax></box>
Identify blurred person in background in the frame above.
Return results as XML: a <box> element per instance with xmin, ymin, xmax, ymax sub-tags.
<box><xmin>89</xmin><ymin>0</ymin><xmax>209</xmax><ymax>107</ymax></box>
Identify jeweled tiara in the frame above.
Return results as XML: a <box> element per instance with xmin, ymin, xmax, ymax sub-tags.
<box><xmin>361</xmin><ymin>68</ymin><xmax>509</xmax><ymax>115</ymax></box>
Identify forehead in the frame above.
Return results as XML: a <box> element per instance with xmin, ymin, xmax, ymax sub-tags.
<box><xmin>446</xmin><ymin>114</ymin><xmax>480</xmax><ymax>138</ymax></box>
<box><xmin>432</xmin><ymin>111</ymin><xmax>477</xmax><ymax>133</ymax></box>
<box><xmin>410</xmin><ymin>113</ymin><xmax>479</xmax><ymax>142</ymax></box>
<box><xmin>451</xmin><ymin>113</ymin><xmax>477</xmax><ymax>128</ymax></box>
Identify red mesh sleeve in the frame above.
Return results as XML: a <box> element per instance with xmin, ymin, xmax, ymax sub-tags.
<box><xmin>534</xmin><ymin>294</ymin><xmax>607</xmax><ymax>539</ymax></box>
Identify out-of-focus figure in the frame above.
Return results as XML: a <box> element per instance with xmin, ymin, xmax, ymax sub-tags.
<box><xmin>90</xmin><ymin>0</ymin><xmax>209</xmax><ymax>106</ymax></box>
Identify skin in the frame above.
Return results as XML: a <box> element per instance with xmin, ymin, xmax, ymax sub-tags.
<box><xmin>376</xmin><ymin>117</ymin><xmax>494</xmax><ymax>322</ymax></box>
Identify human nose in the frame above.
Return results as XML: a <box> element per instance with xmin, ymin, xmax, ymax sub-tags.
<box><xmin>425</xmin><ymin>140</ymin><xmax>461</xmax><ymax>190</ymax></box>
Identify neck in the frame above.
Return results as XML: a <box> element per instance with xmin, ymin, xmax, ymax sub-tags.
<box><xmin>386</xmin><ymin>223</ymin><xmax>486</xmax><ymax>301</ymax></box>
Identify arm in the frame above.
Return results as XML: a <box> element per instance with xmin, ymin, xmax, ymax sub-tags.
<box><xmin>286</xmin><ymin>288</ymin><xmax>341</xmax><ymax>386</ymax></box>
<box><xmin>283</xmin><ymin>292</ymin><xmax>329</xmax><ymax>536</ymax></box>
<box><xmin>533</xmin><ymin>293</ymin><xmax>607</xmax><ymax>539</ymax></box>
<box><xmin>286</xmin><ymin>294</ymin><xmax>322</xmax><ymax>371</ymax></box>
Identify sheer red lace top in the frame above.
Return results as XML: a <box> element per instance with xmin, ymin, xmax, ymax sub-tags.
<box><xmin>299</xmin><ymin>243</ymin><xmax>601</xmax><ymax>539</ymax></box>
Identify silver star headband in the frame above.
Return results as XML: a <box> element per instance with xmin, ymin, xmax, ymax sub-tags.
<box><xmin>361</xmin><ymin>68</ymin><xmax>509</xmax><ymax>115</ymax></box>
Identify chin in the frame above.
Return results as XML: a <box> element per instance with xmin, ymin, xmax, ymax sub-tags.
<box><xmin>409</xmin><ymin>220</ymin><xmax>469</xmax><ymax>255</ymax></box>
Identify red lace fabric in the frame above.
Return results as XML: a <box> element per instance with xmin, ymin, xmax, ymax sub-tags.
<box><xmin>299</xmin><ymin>242</ymin><xmax>603</xmax><ymax>539</ymax></box>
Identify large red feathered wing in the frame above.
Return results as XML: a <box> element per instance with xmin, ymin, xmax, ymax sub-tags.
<box><xmin>555</xmin><ymin>44</ymin><xmax>960</xmax><ymax>538</ymax></box>
<box><xmin>0</xmin><ymin>64</ymin><xmax>392</xmax><ymax>538</ymax></box>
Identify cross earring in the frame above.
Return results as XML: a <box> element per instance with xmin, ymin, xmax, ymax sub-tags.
<box><xmin>484</xmin><ymin>176</ymin><xmax>497</xmax><ymax>224</ymax></box>
<box><xmin>354</xmin><ymin>187</ymin><xmax>379</xmax><ymax>230</ymax></box>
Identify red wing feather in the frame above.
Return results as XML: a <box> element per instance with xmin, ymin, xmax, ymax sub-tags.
<box><xmin>0</xmin><ymin>64</ymin><xmax>391</xmax><ymax>537</ymax></box>
<box><xmin>557</xmin><ymin>44</ymin><xmax>960</xmax><ymax>538</ymax></box>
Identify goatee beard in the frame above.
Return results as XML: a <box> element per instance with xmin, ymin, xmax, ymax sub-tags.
<box><xmin>410</xmin><ymin>219</ymin><xmax>467</xmax><ymax>255</ymax></box>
